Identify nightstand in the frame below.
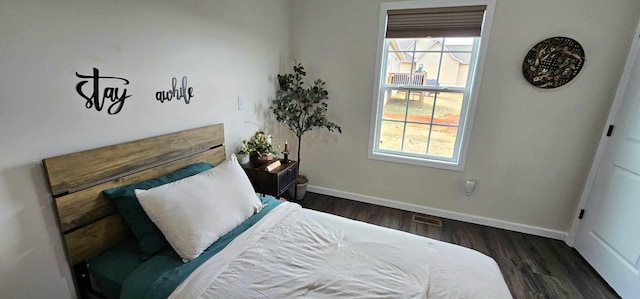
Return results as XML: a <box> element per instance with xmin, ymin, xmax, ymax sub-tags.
<box><xmin>241</xmin><ymin>160</ymin><xmax>298</xmax><ymax>201</ymax></box>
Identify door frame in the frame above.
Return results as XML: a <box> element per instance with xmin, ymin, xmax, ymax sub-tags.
<box><xmin>566</xmin><ymin>22</ymin><xmax>640</xmax><ymax>247</ymax></box>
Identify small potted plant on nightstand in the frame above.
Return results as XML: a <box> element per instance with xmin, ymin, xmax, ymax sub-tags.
<box><xmin>270</xmin><ymin>63</ymin><xmax>342</xmax><ymax>200</ymax></box>
<box><xmin>241</xmin><ymin>130</ymin><xmax>277</xmax><ymax>168</ymax></box>
<box><xmin>236</xmin><ymin>145</ymin><xmax>251</xmax><ymax>165</ymax></box>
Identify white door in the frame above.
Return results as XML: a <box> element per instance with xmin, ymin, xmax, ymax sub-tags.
<box><xmin>574</xmin><ymin>35</ymin><xmax>640</xmax><ymax>298</ymax></box>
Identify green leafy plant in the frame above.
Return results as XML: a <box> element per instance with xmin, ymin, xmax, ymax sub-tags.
<box><xmin>271</xmin><ymin>63</ymin><xmax>342</xmax><ymax>177</ymax></box>
<box><xmin>239</xmin><ymin>130</ymin><xmax>275</xmax><ymax>157</ymax></box>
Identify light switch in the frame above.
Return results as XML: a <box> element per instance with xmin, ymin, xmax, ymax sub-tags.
<box><xmin>237</xmin><ymin>96</ymin><xmax>245</xmax><ymax>110</ymax></box>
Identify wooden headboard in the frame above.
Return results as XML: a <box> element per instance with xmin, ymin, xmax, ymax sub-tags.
<box><xmin>42</xmin><ymin>124</ymin><xmax>226</xmax><ymax>265</ymax></box>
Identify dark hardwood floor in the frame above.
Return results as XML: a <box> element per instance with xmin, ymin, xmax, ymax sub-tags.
<box><xmin>300</xmin><ymin>192</ymin><xmax>619</xmax><ymax>299</ymax></box>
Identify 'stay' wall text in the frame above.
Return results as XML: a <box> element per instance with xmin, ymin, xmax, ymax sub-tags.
<box><xmin>75</xmin><ymin>68</ymin><xmax>131</xmax><ymax>115</ymax></box>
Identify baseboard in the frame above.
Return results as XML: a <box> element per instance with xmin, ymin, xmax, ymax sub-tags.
<box><xmin>307</xmin><ymin>185</ymin><xmax>568</xmax><ymax>241</ymax></box>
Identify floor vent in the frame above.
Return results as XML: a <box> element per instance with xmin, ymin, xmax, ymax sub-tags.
<box><xmin>412</xmin><ymin>214</ymin><xmax>442</xmax><ymax>227</ymax></box>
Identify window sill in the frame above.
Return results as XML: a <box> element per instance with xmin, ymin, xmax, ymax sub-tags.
<box><xmin>368</xmin><ymin>151</ymin><xmax>465</xmax><ymax>171</ymax></box>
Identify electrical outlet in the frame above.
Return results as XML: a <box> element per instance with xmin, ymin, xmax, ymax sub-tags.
<box><xmin>464</xmin><ymin>179</ymin><xmax>476</xmax><ymax>196</ymax></box>
<box><xmin>237</xmin><ymin>96</ymin><xmax>245</xmax><ymax>110</ymax></box>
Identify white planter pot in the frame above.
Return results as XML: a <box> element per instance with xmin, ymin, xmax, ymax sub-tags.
<box><xmin>289</xmin><ymin>181</ymin><xmax>308</xmax><ymax>200</ymax></box>
<box><xmin>237</xmin><ymin>154</ymin><xmax>250</xmax><ymax>165</ymax></box>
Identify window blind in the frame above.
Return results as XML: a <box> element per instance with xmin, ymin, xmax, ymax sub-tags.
<box><xmin>386</xmin><ymin>5</ymin><xmax>486</xmax><ymax>38</ymax></box>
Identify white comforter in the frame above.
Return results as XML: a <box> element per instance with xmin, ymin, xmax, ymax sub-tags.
<box><xmin>170</xmin><ymin>202</ymin><xmax>512</xmax><ymax>298</ymax></box>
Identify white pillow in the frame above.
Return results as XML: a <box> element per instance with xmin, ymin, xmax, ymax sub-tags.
<box><xmin>135</xmin><ymin>154</ymin><xmax>262</xmax><ymax>262</ymax></box>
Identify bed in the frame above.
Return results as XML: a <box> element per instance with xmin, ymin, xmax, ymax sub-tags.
<box><xmin>42</xmin><ymin>124</ymin><xmax>512</xmax><ymax>299</ymax></box>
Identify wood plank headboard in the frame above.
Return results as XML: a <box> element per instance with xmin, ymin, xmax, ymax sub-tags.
<box><xmin>42</xmin><ymin>124</ymin><xmax>227</xmax><ymax>265</ymax></box>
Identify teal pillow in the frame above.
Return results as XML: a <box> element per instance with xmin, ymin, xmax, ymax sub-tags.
<box><xmin>102</xmin><ymin>162</ymin><xmax>213</xmax><ymax>259</ymax></box>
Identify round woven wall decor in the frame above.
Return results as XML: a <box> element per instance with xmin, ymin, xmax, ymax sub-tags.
<box><xmin>522</xmin><ymin>36</ymin><xmax>585</xmax><ymax>89</ymax></box>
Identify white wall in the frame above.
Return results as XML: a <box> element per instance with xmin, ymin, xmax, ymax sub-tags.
<box><xmin>290</xmin><ymin>0</ymin><xmax>640</xmax><ymax>233</ymax></box>
<box><xmin>0</xmin><ymin>0</ymin><xmax>291</xmax><ymax>297</ymax></box>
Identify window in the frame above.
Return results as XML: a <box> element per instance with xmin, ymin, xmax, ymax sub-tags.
<box><xmin>369</xmin><ymin>0</ymin><xmax>495</xmax><ymax>171</ymax></box>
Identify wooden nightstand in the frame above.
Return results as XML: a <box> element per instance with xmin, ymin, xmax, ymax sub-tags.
<box><xmin>241</xmin><ymin>160</ymin><xmax>298</xmax><ymax>201</ymax></box>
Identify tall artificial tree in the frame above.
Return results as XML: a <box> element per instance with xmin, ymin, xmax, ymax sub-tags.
<box><xmin>271</xmin><ymin>63</ymin><xmax>342</xmax><ymax>181</ymax></box>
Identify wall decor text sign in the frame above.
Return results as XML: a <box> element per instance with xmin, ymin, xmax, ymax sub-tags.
<box><xmin>156</xmin><ymin>76</ymin><xmax>194</xmax><ymax>104</ymax></box>
<box><xmin>76</xmin><ymin>68</ymin><xmax>131</xmax><ymax>115</ymax></box>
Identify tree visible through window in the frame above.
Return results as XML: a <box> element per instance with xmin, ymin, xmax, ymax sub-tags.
<box><xmin>369</xmin><ymin>2</ymin><xmax>493</xmax><ymax>170</ymax></box>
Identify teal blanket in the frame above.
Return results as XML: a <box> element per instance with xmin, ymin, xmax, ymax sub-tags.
<box><xmin>120</xmin><ymin>197</ymin><xmax>282</xmax><ymax>299</ymax></box>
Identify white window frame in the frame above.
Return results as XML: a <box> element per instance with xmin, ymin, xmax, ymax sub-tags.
<box><xmin>368</xmin><ymin>0</ymin><xmax>496</xmax><ymax>171</ymax></box>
